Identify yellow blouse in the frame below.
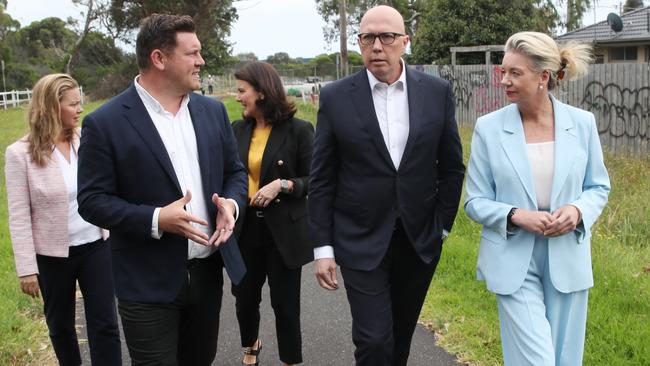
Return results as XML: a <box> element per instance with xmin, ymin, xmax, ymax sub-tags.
<box><xmin>248</xmin><ymin>126</ymin><xmax>272</xmax><ymax>200</ymax></box>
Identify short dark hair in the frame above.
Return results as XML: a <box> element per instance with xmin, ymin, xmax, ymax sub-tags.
<box><xmin>136</xmin><ymin>14</ymin><xmax>195</xmax><ymax>70</ymax></box>
<box><xmin>234</xmin><ymin>62</ymin><xmax>296</xmax><ymax>124</ymax></box>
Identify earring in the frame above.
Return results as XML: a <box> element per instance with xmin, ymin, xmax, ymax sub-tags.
<box><xmin>538</xmin><ymin>84</ymin><xmax>544</xmax><ymax>90</ymax></box>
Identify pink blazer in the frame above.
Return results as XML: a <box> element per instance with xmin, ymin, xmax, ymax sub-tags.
<box><xmin>5</xmin><ymin>133</ymin><xmax>108</xmax><ymax>277</ymax></box>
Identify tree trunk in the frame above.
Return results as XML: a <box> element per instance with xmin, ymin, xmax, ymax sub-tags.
<box><xmin>65</xmin><ymin>0</ymin><xmax>95</xmax><ymax>74</ymax></box>
<box><xmin>339</xmin><ymin>0</ymin><xmax>348</xmax><ymax>78</ymax></box>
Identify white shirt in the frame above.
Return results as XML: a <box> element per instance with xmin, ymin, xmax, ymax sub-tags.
<box><xmin>314</xmin><ymin>61</ymin><xmax>410</xmax><ymax>261</ymax></box>
<box><xmin>367</xmin><ymin>64</ymin><xmax>410</xmax><ymax>169</ymax></box>
<box><xmin>54</xmin><ymin>144</ymin><xmax>102</xmax><ymax>246</ymax></box>
<box><xmin>527</xmin><ymin>141</ymin><xmax>555</xmax><ymax>210</ymax></box>
<box><xmin>134</xmin><ymin>77</ymin><xmax>238</xmax><ymax>259</ymax></box>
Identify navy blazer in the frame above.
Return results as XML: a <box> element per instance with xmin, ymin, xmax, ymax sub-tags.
<box><xmin>232</xmin><ymin>117</ymin><xmax>314</xmax><ymax>269</ymax></box>
<box><xmin>309</xmin><ymin>68</ymin><xmax>466</xmax><ymax>270</ymax></box>
<box><xmin>77</xmin><ymin>85</ymin><xmax>248</xmax><ymax>302</ymax></box>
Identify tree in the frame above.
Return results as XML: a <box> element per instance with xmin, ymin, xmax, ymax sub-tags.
<box><xmin>108</xmin><ymin>0</ymin><xmax>238</xmax><ymax>74</ymax></box>
<box><xmin>266</xmin><ymin>52</ymin><xmax>292</xmax><ymax>65</ymax></box>
<box><xmin>65</xmin><ymin>0</ymin><xmax>99</xmax><ymax>74</ymax></box>
<box><xmin>409</xmin><ymin>0</ymin><xmax>559</xmax><ymax>65</ymax></box>
<box><xmin>0</xmin><ymin>4</ymin><xmax>19</xmax><ymax>42</ymax></box>
<box><xmin>316</xmin><ymin>0</ymin><xmax>421</xmax><ymax>43</ymax></box>
<box><xmin>623</xmin><ymin>0</ymin><xmax>645</xmax><ymax>13</ymax></box>
<box><xmin>563</xmin><ymin>0</ymin><xmax>591</xmax><ymax>31</ymax></box>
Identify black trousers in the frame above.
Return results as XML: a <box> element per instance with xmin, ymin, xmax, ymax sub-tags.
<box><xmin>340</xmin><ymin>220</ymin><xmax>442</xmax><ymax>366</ymax></box>
<box><xmin>118</xmin><ymin>253</ymin><xmax>223</xmax><ymax>366</ymax></box>
<box><xmin>36</xmin><ymin>239</ymin><xmax>121</xmax><ymax>366</ymax></box>
<box><xmin>231</xmin><ymin>210</ymin><xmax>303</xmax><ymax>364</ymax></box>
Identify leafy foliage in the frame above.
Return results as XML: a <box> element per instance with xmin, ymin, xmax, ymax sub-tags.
<box><xmin>409</xmin><ymin>0</ymin><xmax>559</xmax><ymax>65</ymax></box>
<box><xmin>315</xmin><ymin>0</ymin><xmax>421</xmax><ymax>43</ymax></box>
<box><xmin>108</xmin><ymin>0</ymin><xmax>238</xmax><ymax>74</ymax></box>
<box><xmin>623</xmin><ymin>0</ymin><xmax>645</xmax><ymax>13</ymax></box>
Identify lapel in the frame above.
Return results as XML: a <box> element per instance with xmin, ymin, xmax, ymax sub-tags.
<box><xmin>236</xmin><ymin>120</ymin><xmax>254</xmax><ymax>170</ymax></box>
<box><xmin>260</xmin><ymin>119</ymin><xmax>290</xmax><ymax>182</ymax></box>
<box><xmin>188</xmin><ymin>95</ymin><xmax>212</xmax><ymax>201</ymax></box>
<box><xmin>500</xmin><ymin>104</ymin><xmax>537</xmax><ymax>208</ymax></box>
<box><xmin>122</xmin><ymin>85</ymin><xmax>182</xmax><ymax>194</ymax></box>
<box><xmin>550</xmin><ymin>96</ymin><xmax>578</xmax><ymax>207</ymax></box>
<box><xmin>349</xmin><ymin>70</ymin><xmax>395</xmax><ymax>170</ymax></box>
<box><xmin>399</xmin><ymin>67</ymin><xmax>424</xmax><ymax>169</ymax></box>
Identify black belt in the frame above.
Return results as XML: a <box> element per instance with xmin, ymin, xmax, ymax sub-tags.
<box><xmin>187</xmin><ymin>256</ymin><xmax>211</xmax><ymax>269</ymax></box>
<box><xmin>246</xmin><ymin>208</ymin><xmax>264</xmax><ymax>218</ymax></box>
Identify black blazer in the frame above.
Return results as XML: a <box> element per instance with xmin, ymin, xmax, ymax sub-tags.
<box><xmin>309</xmin><ymin>67</ymin><xmax>466</xmax><ymax>271</ymax></box>
<box><xmin>232</xmin><ymin>117</ymin><xmax>314</xmax><ymax>269</ymax></box>
<box><xmin>77</xmin><ymin>85</ymin><xmax>248</xmax><ymax>302</ymax></box>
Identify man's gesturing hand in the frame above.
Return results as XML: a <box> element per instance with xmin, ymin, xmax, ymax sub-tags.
<box><xmin>208</xmin><ymin>193</ymin><xmax>236</xmax><ymax>246</ymax></box>
<box><xmin>159</xmin><ymin>190</ymin><xmax>209</xmax><ymax>245</ymax></box>
<box><xmin>314</xmin><ymin>258</ymin><xmax>339</xmax><ymax>290</ymax></box>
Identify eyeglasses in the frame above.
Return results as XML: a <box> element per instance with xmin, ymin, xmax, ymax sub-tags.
<box><xmin>358</xmin><ymin>32</ymin><xmax>405</xmax><ymax>46</ymax></box>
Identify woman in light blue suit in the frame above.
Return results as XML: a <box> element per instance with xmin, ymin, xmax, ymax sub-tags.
<box><xmin>465</xmin><ymin>32</ymin><xmax>610</xmax><ymax>366</ymax></box>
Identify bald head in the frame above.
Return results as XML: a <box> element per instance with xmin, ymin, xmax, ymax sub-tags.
<box><xmin>360</xmin><ymin>5</ymin><xmax>406</xmax><ymax>34</ymax></box>
<box><xmin>358</xmin><ymin>5</ymin><xmax>408</xmax><ymax>84</ymax></box>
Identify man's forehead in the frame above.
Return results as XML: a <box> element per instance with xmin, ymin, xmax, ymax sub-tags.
<box><xmin>175</xmin><ymin>32</ymin><xmax>201</xmax><ymax>48</ymax></box>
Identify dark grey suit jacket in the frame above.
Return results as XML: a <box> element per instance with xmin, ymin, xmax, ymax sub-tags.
<box><xmin>309</xmin><ymin>67</ymin><xmax>465</xmax><ymax>270</ymax></box>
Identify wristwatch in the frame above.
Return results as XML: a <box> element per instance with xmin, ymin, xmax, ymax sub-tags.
<box><xmin>280</xmin><ymin>179</ymin><xmax>290</xmax><ymax>194</ymax></box>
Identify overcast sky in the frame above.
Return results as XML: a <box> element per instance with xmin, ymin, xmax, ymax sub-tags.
<box><xmin>5</xmin><ymin>0</ymin><xmax>632</xmax><ymax>60</ymax></box>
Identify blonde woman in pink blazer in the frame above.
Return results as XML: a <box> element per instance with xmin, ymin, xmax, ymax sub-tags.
<box><xmin>5</xmin><ymin>74</ymin><xmax>120</xmax><ymax>366</ymax></box>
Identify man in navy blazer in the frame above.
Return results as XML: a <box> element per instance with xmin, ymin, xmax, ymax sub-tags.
<box><xmin>309</xmin><ymin>6</ymin><xmax>465</xmax><ymax>366</ymax></box>
<box><xmin>77</xmin><ymin>14</ymin><xmax>247</xmax><ymax>365</ymax></box>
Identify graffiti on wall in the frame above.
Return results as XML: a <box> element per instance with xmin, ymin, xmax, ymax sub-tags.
<box><xmin>435</xmin><ymin>65</ymin><xmax>504</xmax><ymax>114</ymax></box>
<box><xmin>580</xmin><ymin>81</ymin><xmax>650</xmax><ymax>140</ymax></box>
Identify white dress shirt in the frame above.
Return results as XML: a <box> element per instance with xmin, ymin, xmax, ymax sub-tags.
<box><xmin>134</xmin><ymin>77</ymin><xmax>238</xmax><ymax>259</ymax></box>
<box><xmin>314</xmin><ymin>61</ymin><xmax>410</xmax><ymax>261</ymax></box>
<box><xmin>54</xmin><ymin>144</ymin><xmax>103</xmax><ymax>246</ymax></box>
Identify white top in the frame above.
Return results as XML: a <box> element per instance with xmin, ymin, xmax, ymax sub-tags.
<box><xmin>54</xmin><ymin>144</ymin><xmax>102</xmax><ymax>246</ymax></box>
<box><xmin>135</xmin><ymin>77</ymin><xmax>226</xmax><ymax>259</ymax></box>
<box><xmin>527</xmin><ymin>141</ymin><xmax>555</xmax><ymax>210</ymax></box>
<box><xmin>367</xmin><ymin>61</ymin><xmax>410</xmax><ymax>169</ymax></box>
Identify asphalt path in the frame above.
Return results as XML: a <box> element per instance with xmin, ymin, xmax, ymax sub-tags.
<box><xmin>77</xmin><ymin>267</ymin><xmax>458</xmax><ymax>365</ymax></box>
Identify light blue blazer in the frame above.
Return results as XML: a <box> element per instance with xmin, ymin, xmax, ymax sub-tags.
<box><xmin>464</xmin><ymin>97</ymin><xmax>610</xmax><ymax>295</ymax></box>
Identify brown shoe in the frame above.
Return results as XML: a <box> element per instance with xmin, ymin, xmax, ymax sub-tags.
<box><xmin>242</xmin><ymin>339</ymin><xmax>262</xmax><ymax>365</ymax></box>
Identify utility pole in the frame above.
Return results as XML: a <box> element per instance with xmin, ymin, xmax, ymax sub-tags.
<box><xmin>1</xmin><ymin>60</ymin><xmax>6</xmax><ymax>93</ymax></box>
<box><xmin>339</xmin><ymin>0</ymin><xmax>348</xmax><ymax>78</ymax></box>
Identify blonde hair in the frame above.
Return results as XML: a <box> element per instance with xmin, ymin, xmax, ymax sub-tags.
<box><xmin>26</xmin><ymin>74</ymin><xmax>79</xmax><ymax>166</ymax></box>
<box><xmin>505</xmin><ymin>31</ymin><xmax>593</xmax><ymax>90</ymax></box>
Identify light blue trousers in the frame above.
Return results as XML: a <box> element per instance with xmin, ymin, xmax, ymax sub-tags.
<box><xmin>496</xmin><ymin>236</ymin><xmax>589</xmax><ymax>366</ymax></box>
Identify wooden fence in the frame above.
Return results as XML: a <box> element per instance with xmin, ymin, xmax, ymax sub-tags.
<box><xmin>1</xmin><ymin>86</ymin><xmax>84</xmax><ymax>110</ymax></box>
<box><xmin>0</xmin><ymin>89</ymin><xmax>32</xmax><ymax>110</ymax></box>
<box><xmin>416</xmin><ymin>63</ymin><xmax>650</xmax><ymax>157</ymax></box>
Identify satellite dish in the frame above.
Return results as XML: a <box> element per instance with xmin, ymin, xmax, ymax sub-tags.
<box><xmin>607</xmin><ymin>13</ymin><xmax>624</xmax><ymax>32</ymax></box>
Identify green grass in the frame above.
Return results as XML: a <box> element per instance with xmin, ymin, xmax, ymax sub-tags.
<box><xmin>222</xmin><ymin>96</ymin><xmax>319</xmax><ymax>125</ymax></box>
<box><xmin>2</xmin><ymin>96</ymin><xmax>648</xmax><ymax>365</ymax></box>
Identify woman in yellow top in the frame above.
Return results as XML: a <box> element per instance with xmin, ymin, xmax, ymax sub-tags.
<box><xmin>231</xmin><ymin>61</ymin><xmax>314</xmax><ymax>366</ymax></box>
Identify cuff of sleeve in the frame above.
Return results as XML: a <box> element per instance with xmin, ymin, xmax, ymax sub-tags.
<box><xmin>314</xmin><ymin>245</ymin><xmax>334</xmax><ymax>260</ymax></box>
<box><xmin>442</xmin><ymin>229</ymin><xmax>450</xmax><ymax>239</ymax></box>
<box><xmin>226</xmin><ymin>198</ymin><xmax>240</xmax><ymax>221</ymax></box>
<box><xmin>152</xmin><ymin>208</ymin><xmax>163</xmax><ymax>239</ymax></box>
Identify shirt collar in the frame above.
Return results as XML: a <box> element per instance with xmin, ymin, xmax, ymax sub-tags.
<box><xmin>366</xmin><ymin>58</ymin><xmax>407</xmax><ymax>91</ymax></box>
<box><xmin>133</xmin><ymin>75</ymin><xmax>190</xmax><ymax>115</ymax></box>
